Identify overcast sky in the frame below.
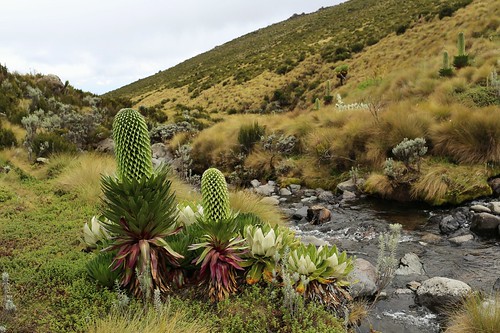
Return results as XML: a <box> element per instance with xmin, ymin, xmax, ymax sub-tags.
<box><xmin>1</xmin><ymin>1</ymin><xmax>345</xmax><ymax>95</ymax></box>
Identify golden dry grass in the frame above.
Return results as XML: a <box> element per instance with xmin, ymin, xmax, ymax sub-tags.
<box><xmin>229</xmin><ymin>189</ymin><xmax>285</xmax><ymax>226</ymax></box>
<box><xmin>445</xmin><ymin>293</ymin><xmax>500</xmax><ymax>333</ymax></box>
<box><xmin>411</xmin><ymin>166</ymin><xmax>449</xmax><ymax>205</ymax></box>
<box><xmin>431</xmin><ymin>106</ymin><xmax>500</xmax><ymax>164</ymax></box>
<box><xmin>52</xmin><ymin>153</ymin><xmax>116</xmax><ymax>205</ymax></box>
<box><xmin>363</xmin><ymin>173</ymin><xmax>394</xmax><ymax>198</ymax></box>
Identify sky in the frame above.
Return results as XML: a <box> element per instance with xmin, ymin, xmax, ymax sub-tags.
<box><xmin>1</xmin><ymin>1</ymin><xmax>345</xmax><ymax>95</ymax></box>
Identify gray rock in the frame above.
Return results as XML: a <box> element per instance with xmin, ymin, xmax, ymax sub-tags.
<box><xmin>416</xmin><ymin>277</ymin><xmax>471</xmax><ymax>312</ymax></box>
<box><xmin>301</xmin><ymin>196</ymin><xmax>317</xmax><ymax>203</ymax></box>
<box><xmin>95</xmin><ymin>138</ymin><xmax>114</xmax><ymax>153</ymax></box>
<box><xmin>304</xmin><ymin>189</ymin><xmax>317</xmax><ymax>197</ymax></box>
<box><xmin>267</xmin><ymin>180</ymin><xmax>276</xmax><ymax>187</ymax></box>
<box><xmin>318</xmin><ymin>190</ymin><xmax>335</xmax><ymax>203</ymax></box>
<box><xmin>35</xmin><ymin>157</ymin><xmax>49</xmax><ymax>164</ymax></box>
<box><xmin>395</xmin><ymin>253</ymin><xmax>425</xmax><ymax>276</ymax></box>
<box><xmin>471</xmin><ymin>212</ymin><xmax>500</xmax><ymax>236</ymax></box>
<box><xmin>439</xmin><ymin>215</ymin><xmax>460</xmax><ymax>235</ymax></box>
<box><xmin>292</xmin><ymin>206</ymin><xmax>309</xmax><ymax>220</ymax></box>
<box><xmin>349</xmin><ymin>258</ymin><xmax>378</xmax><ymax>298</ymax></box>
<box><xmin>406</xmin><ymin>281</ymin><xmax>421</xmax><ymax>291</ymax></box>
<box><xmin>250</xmin><ymin>179</ymin><xmax>261</xmax><ymax>188</ymax></box>
<box><xmin>487</xmin><ymin>201</ymin><xmax>500</xmax><ymax>215</ymax></box>
<box><xmin>279</xmin><ymin>198</ymin><xmax>288</xmax><ymax>202</ymax></box>
<box><xmin>289</xmin><ymin>184</ymin><xmax>301</xmax><ymax>192</ymax></box>
<box><xmin>306</xmin><ymin>205</ymin><xmax>332</xmax><ymax>225</ymax></box>
<box><xmin>342</xmin><ymin>190</ymin><xmax>356</xmax><ymax>201</ymax></box>
<box><xmin>337</xmin><ymin>179</ymin><xmax>358</xmax><ymax>193</ymax></box>
<box><xmin>260</xmin><ymin>197</ymin><xmax>280</xmax><ymax>206</ymax></box>
<box><xmin>470</xmin><ymin>204</ymin><xmax>491</xmax><ymax>213</ymax></box>
<box><xmin>449</xmin><ymin>234</ymin><xmax>474</xmax><ymax>244</ymax></box>
<box><xmin>279</xmin><ymin>188</ymin><xmax>292</xmax><ymax>196</ymax></box>
<box><xmin>255</xmin><ymin>184</ymin><xmax>275</xmax><ymax>196</ymax></box>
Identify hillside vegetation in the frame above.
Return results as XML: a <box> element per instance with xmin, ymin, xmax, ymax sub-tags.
<box><xmin>106</xmin><ymin>0</ymin><xmax>499</xmax><ymax>205</ymax></box>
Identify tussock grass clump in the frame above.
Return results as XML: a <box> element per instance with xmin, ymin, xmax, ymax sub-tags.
<box><xmin>411</xmin><ymin>166</ymin><xmax>450</xmax><ymax>205</ymax></box>
<box><xmin>229</xmin><ymin>189</ymin><xmax>285</xmax><ymax>226</ymax></box>
<box><xmin>445</xmin><ymin>293</ymin><xmax>500</xmax><ymax>333</ymax></box>
<box><xmin>363</xmin><ymin>173</ymin><xmax>395</xmax><ymax>199</ymax></box>
<box><xmin>53</xmin><ymin>153</ymin><xmax>116</xmax><ymax>205</ymax></box>
<box><xmin>431</xmin><ymin>106</ymin><xmax>500</xmax><ymax>164</ymax></box>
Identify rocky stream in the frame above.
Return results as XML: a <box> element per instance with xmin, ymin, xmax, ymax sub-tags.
<box><xmin>251</xmin><ymin>178</ymin><xmax>500</xmax><ymax>333</ymax></box>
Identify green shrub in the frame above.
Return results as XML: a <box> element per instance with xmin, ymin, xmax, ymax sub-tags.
<box><xmin>32</xmin><ymin>132</ymin><xmax>77</xmax><ymax>157</ymax></box>
<box><xmin>238</xmin><ymin>122</ymin><xmax>265</xmax><ymax>153</ymax></box>
<box><xmin>0</xmin><ymin>126</ymin><xmax>17</xmax><ymax>148</ymax></box>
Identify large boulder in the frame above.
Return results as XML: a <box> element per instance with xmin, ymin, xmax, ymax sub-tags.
<box><xmin>306</xmin><ymin>205</ymin><xmax>332</xmax><ymax>225</ymax></box>
<box><xmin>349</xmin><ymin>258</ymin><xmax>378</xmax><ymax>298</ymax></box>
<box><xmin>416</xmin><ymin>277</ymin><xmax>471</xmax><ymax>312</ymax></box>
<box><xmin>395</xmin><ymin>253</ymin><xmax>425</xmax><ymax>276</ymax></box>
<box><xmin>487</xmin><ymin>201</ymin><xmax>500</xmax><ymax>215</ymax></box>
<box><xmin>95</xmin><ymin>138</ymin><xmax>114</xmax><ymax>154</ymax></box>
<box><xmin>470</xmin><ymin>212</ymin><xmax>500</xmax><ymax>237</ymax></box>
<box><xmin>151</xmin><ymin>143</ymin><xmax>174</xmax><ymax>164</ymax></box>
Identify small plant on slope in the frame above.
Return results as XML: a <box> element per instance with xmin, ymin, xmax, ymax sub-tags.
<box><xmin>439</xmin><ymin>50</ymin><xmax>453</xmax><ymax>77</ymax></box>
<box><xmin>453</xmin><ymin>32</ymin><xmax>469</xmax><ymax>69</ymax></box>
<box><xmin>392</xmin><ymin>137</ymin><xmax>427</xmax><ymax>172</ymax></box>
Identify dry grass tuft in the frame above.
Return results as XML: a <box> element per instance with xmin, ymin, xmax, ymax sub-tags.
<box><xmin>431</xmin><ymin>106</ymin><xmax>500</xmax><ymax>164</ymax></box>
<box><xmin>229</xmin><ymin>189</ymin><xmax>285</xmax><ymax>226</ymax></box>
<box><xmin>363</xmin><ymin>173</ymin><xmax>394</xmax><ymax>198</ymax></box>
<box><xmin>53</xmin><ymin>153</ymin><xmax>116</xmax><ymax>205</ymax></box>
<box><xmin>411</xmin><ymin>167</ymin><xmax>449</xmax><ymax>205</ymax></box>
<box><xmin>445</xmin><ymin>293</ymin><xmax>500</xmax><ymax>333</ymax></box>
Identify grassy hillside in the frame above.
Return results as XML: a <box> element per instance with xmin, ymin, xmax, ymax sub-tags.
<box><xmin>105</xmin><ymin>0</ymin><xmax>499</xmax><ymax>205</ymax></box>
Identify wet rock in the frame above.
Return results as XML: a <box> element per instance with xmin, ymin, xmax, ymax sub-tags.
<box><xmin>279</xmin><ymin>188</ymin><xmax>292</xmax><ymax>196</ymax></box>
<box><xmin>470</xmin><ymin>204</ymin><xmax>491</xmax><ymax>213</ymax></box>
<box><xmin>292</xmin><ymin>206</ymin><xmax>309</xmax><ymax>220</ymax></box>
<box><xmin>250</xmin><ymin>179</ymin><xmax>261</xmax><ymax>188</ymax></box>
<box><xmin>318</xmin><ymin>190</ymin><xmax>335</xmax><ymax>203</ymax></box>
<box><xmin>487</xmin><ymin>201</ymin><xmax>500</xmax><ymax>215</ymax></box>
<box><xmin>416</xmin><ymin>277</ymin><xmax>471</xmax><ymax>312</ymax></box>
<box><xmin>306</xmin><ymin>205</ymin><xmax>332</xmax><ymax>225</ymax></box>
<box><xmin>449</xmin><ymin>234</ymin><xmax>474</xmax><ymax>244</ymax></box>
<box><xmin>420</xmin><ymin>233</ymin><xmax>442</xmax><ymax>244</ymax></box>
<box><xmin>349</xmin><ymin>258</ymin><xmax>378</xmax><ymax>298</ymax></box>
<box><xmin>488</xmin><ymin>177</ymin><xmax>500</xmax><ymax>195</ymax></box>
<box><xmin>260</xmin><ymin>197</ymin><xmax>279</xmax><ymax>206</ymax></box>
<box><xmin>395</xmin><ymin>253</ymin><xmax>425</xmax><ymax>276</ymax></box>
<box><xmin>439</xmin><ymin>215</ymin><xmax>459</xmax><ymax>234</ymax></box>
<box><xmin>470</xmin><ymin>213</ymin><xmax>500</xmax><ymax>236</ymax></box>
<box><xmin>337</xmin><ymin>179</ymin><xmax>358</xmax><ymax>193</ymax></box>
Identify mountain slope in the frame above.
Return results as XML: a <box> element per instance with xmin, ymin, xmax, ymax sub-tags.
<box><xmin>105</xmin><ymin>0</ymin><xmax>476</xmax><ymax>113</ymax></box>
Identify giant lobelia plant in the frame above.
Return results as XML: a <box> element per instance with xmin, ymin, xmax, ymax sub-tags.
<box><xmin>200</xmin><ymin>168</ymin><xmax>230</xmax><ymax>222</ymax></box>
<box><xmin>101</xmin><ymin>108</ymin><xmax>182</xmax><ymax>297</ymax></box>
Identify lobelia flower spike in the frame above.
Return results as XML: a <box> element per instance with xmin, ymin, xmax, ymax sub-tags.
<box><xmin>112</xmin><ymin>108</ymin><xmax>152</xmax><ymax>182</ymax></box>
<box><xmin>201</xmin><ymin>168</ymin><xmax>230</xmax><ymax>222</ymax></box>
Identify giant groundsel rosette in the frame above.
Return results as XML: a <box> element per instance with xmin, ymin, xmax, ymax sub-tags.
<box><xmin>201</xmin><ymin>168</ymin><xmax>230</xmax><ymax>222</ymax></box>
<box><xmin>112</xmin><ymin>108</ymin><xmax>152</xmax><ymax>181</ymax></box>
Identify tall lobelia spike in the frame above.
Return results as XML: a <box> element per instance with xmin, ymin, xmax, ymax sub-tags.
<box><xmin>201</xmin><ymin>168</ymin><xmax>230</xmax><ymax>221</ymax></box>
<box><xmin>112</xmin><ymin>108</ymin><xmax>152</xmax><ymax>181</ymax></box>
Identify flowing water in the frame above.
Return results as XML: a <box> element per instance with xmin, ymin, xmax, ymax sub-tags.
<box><xmin>284</xmin><ymin>195</ymin><xmax>500</xmax><ymax>332</ymax></box>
